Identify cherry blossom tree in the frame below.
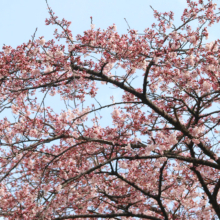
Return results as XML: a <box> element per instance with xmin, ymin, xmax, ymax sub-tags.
<box><xmin>1</xmin><ymin>0</ymin><xmax>220</xmax><ymax>219</ymax></box>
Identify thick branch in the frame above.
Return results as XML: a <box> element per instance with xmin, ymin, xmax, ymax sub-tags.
<box><xmin>191</xmin><ymin>167</ymin><xmax>220</xmax><ymax>218</ymax></box>
<box><xmin>54</xmin><ymin>213</ymin><xmax>162</xmax><ymax>220</ymax></box>
<box><xmin>70</xmin><ymin>64</ymin><xmax>220</xmax><ymax>166</ymax></box>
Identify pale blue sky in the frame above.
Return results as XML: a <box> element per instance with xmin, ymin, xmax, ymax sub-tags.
<box><xmin>1</xmin><ymin>0</ymin><xmax>220</xmax><ymax>49</ymax></box>
<box><xmin>0</xmin><ymin>0</ymin><xmax>189</xmax><ymax>47</ymax></box>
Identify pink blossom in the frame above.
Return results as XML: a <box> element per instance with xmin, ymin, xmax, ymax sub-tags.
<box><xmin>56</xmin><ymin>185</ymin><xmax>62</xmax><ymax>192</ymax></box>
<box><xmin>186</xmin><ymin>54</ymin><xmax>195</xmax><ymax>66</ymax></box>
<box><xmin>45</xmin><ymin>66</ymin><xmax>53</xmax><ymax>73</ymax></box>
<box><xmin>68</xmin><ymin>44</ymin><xmax>75</xmax><ymax>52</ymax></box>
<box><xmin>192</xmin><ymin>138</ymin><xmax>200</xmax><ymax>144</ymax></box>
<box><xmin>183</xmin><ymin>71</ymin><xmax>190</xmax><ymax>78</ymax></box>
<box><xmin>125</xmin><ymin>143</ymin><xmax>132</xmax><ymax>150</ymax></box>
<box><xmin>55</xmin><ymin>50</ymin><xmax>64</xmax><ymax>58</ymax></box>
<box><xmin>11</xmin><ymin>104</ymin><xmax>19</xmax><ymax>114</ymax></box>
<box><xmin>0</xmin><ymin>188</ymin><xmax>5</xmax><ymax>197</ymax></box>
<box><xmin>189</xmin><ymin>35</ymin><xmax>197</xmax><ymax>45</ymax></box>
<box><xmin>167</xmin><ymin>22</ymin><xmax>173</xmax><ymax>29</ymax></box>
<box><xmin>36</xmin><ymin>38</ymin><xmax>46</xmax><ymax>46</ymax></box>
<box><xmin>32</xmin><ymin>69</ymin><xmax>40</xmax><ymax>74</ymax></box>
<box><xmin>90</xmin><ymin>24</ymin><xmax>95</xmax><ymax>29</ymax></box>
<box><xmin>202</xmin><ymin>81</ymin><xmax>211</xmax><ymax>92</ymax></box>
<box><xmin>168</xmin><ymin>133</ymin><xmax>178</xmax><ymax>145</ymax></box>
<box><xmin>29</xmin><ymin>129</ymin><xmax>38</xmax><ymax>138</ymax></box>
<box><xmin>154</xmin><ymin>56</ymin><xmax>160</xmax><ymax>64</ymax></box>
<box><xmin>3</xmin><ymin>47</ymin><xmax>11</xmax><ymax>55</ymax></box>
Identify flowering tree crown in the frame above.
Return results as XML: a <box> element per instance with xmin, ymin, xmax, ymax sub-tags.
<box><xmin>1</xmin><ymin>0</ymin><xmax>220</xmax><ymax>219</ymax></box>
